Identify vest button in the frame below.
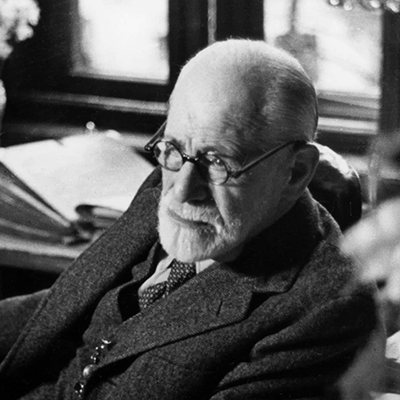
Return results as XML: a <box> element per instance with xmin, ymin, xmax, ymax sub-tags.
<box><xmin>101</xmin><ymin>338</ymin><xmax>113</xmax><ymax>348</ymax></box>
<box><xmin>74</xmin><ymin>381</ymin><xmax>84</xmax><ymax>397</ymax></box>
<box><xmin>90</xmin><ymin>353</ymin><xmax>100</xmax><ymax>364</ymax></box>
<box><xmin>82</xmin><ymin>364</ymin><xmax>96</xmax><ymax>379</ymax></box>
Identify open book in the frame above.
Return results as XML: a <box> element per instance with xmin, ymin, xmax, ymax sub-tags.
<box><xmin>0</xmin><ymin>133</ymin><xmax>155</xmax><ymax>243</ymax></box>
<box><xmin>75</xmin><ymin>195</ymin><xmax>134</xmax><ymax>230</ymax></box>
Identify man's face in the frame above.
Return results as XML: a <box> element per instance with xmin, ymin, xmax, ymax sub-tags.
<box><xmin>158</xmin><ymin>68</ymin><xmax>291</xmax><ymax>263</ymax></box>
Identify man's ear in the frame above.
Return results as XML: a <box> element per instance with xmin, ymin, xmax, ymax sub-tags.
<box><xmin>285</xmin><ymin>143</ymin><xmax>320</xmax><ymax>200</ymax></box>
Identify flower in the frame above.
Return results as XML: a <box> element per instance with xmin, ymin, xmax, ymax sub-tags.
<box><xmin>0</xmin><ymin>0</ymin><xmax>40</xmax><ymax>60</ymax></box>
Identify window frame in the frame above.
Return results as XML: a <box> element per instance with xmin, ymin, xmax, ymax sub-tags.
<box><xmin>2</xmin><ymin>0</ymin><xmax>399</xmax><ymax>154</ymax></box>
<box><xmin>216</xmin><ymin>0</ymin><xmax>389</xmax><ymax>155</ymax></box>
<box><xmin>3</xmin><ymin>0</ymin><xmax>209</xmax><ymax>134</ymax></box>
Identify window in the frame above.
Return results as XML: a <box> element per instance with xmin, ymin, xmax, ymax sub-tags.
<box><xmin>3</xmin><ymin>0</ymin><xmax>400</xmax><ymax>152</ymax></box>
<box><xmin>74</xmin><ymin>0</ymin><xmax>169</xmax><ymax>83</ymax></box>
<box><xmin>3</xmin><ymin>0</ymin><xmax>209</xmax><ymax>133</ymax></box>
<box><xmin>264</xmin><ymin>0</ymin><xmax>382</xmax><ymax>98</ymax></box>
<box><xmin>261</xmin><ymin>0</ymin><xmax>385</xmax><ymax>151</ymax></box>
<box><xmin>264</xmin><ymin>0</ymin><xmax>382</xmax><ymax>129</ymax></box>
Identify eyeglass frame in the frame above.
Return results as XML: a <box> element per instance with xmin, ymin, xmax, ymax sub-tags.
<box><xmin>144</xmin><ymin>121</ymin><xmax>306</xmax><ymax>185</ymax></box>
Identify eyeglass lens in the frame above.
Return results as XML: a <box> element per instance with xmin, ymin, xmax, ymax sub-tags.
<box><xmin>153</xmin><ymin>141</ymin><xmax>229</xmax><ymax>184</ymax></box>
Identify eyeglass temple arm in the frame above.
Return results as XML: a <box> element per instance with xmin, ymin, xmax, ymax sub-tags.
<box><xmin>144</xmin><ymin>121</ymin><xmax>167</xmax><ymax>152</ymax></box>
<box><xmin>229</xmin><ymin>140</ymin><xmax>306</xmax><ymax>179</ymax></box>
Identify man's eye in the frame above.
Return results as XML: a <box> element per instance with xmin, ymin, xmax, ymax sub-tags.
<box><xmin>164</xmin><ymin>142</ymin><xmax>179</xmax><ymax>156</ymax></box>
<box><xmin>202</xmin><ymin>154</ymin><xmax>227</xmax><ymax>170</ymax></box>
<box><xmin>164</xmin><ymin>144</ymin><xmax>182</xmax><ymax>162</ymax></box>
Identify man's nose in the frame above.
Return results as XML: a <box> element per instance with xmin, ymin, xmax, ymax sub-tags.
<box><xmin>173</xmin><ymin>161</ymin><xmax>210</xmax><ymax>204</ymax></box>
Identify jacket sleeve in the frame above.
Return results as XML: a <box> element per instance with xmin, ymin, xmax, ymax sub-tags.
<box><xmin>0</xmin><ymin>289</ymin><xmax>49</xmax><ymax>362</ymax></box>
<box><xmin>134</xmin><ymin>165</ymin><xmax>161</xmax><ymax>198</ymax></box>
<box><xmin>0</xmin><ymin>169</ymin><xmax>161</xmax><ymax>364</ymax></box>
<box><xmin>209</xmin><ymin>289</ymin><xmax>385</xmax><ymax>400</ymax></box>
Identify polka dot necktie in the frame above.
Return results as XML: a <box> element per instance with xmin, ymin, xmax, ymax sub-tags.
<box><xmin>139</xmin><ymin>259</ymin><xmax>196</xmax><ymax>309</ymax></box>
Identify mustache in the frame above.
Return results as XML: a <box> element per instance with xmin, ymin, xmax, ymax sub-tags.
<box><xmin>160</xmin><ymin>194</ymin><xmax>222</xmax><ymax>225</ymax></box>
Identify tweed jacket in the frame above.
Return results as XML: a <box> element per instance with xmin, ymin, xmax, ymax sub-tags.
<box><xmin>0</xmin><ymin>168</ymin><xmax>381</xmax><ymax>399</ymax></box>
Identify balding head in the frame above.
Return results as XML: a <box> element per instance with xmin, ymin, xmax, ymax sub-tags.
<box><xmin>170</xmin><ymin>39</ymin><xmax>318</xmax><ymax>149</ymax></box>
<box><xmin>158</xmin><ymin>39</ymin><xmax>320</xmax><ymax>262</ymax></box>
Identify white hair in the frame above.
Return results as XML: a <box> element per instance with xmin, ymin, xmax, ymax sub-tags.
<box><xmin>173</xmin><ymin>39</ymin><xmax>318</xmax><ymax>150</ymax></box>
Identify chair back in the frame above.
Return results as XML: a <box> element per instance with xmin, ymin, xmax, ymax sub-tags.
<box><xmin>308</xmin><ymin>143</ymin><xmax>362</xmax><ymax>231</ymax></box>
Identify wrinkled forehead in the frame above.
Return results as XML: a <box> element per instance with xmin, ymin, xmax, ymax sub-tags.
<box><xmin>165</xmin><ymin>122</ymin><xmax>247</xmax><ymax>160</ymax></box>
<box><xmin>166</xmin><ymin>64</ymin><xmax>259</xmax><ymax>154</ymax></box>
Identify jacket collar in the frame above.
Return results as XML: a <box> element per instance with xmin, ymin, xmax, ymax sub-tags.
<box><xmin>229</xmin><ymin>189</ymin><xmax>323</xmax><ymax>294</ymax></box>
<box><xmin>100</xmin><ymin>190</ymin><xmax>324</xmax><ymax>365</ymax></box>
<box><xmin>103</xmin><ymin>263</ymin><xmax>255</xmax><ymax>365</ymax></box>
<box><xmin>0</xmin><ymin>183</ymin><xmax>161</xmax><ymax>382</ymax></box>
<box><xmin>1</xmin><ymin>185</ymin><xmax>325</xmax><ymax>385</ymax></box>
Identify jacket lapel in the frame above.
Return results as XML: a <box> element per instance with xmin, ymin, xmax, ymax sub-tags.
<box><xmin>1</xmin><ymin>182</ymin><xmax>326</xmax><ymax>391</ymax></box>
<box><xmin>0</xmin><ymin>183</ymin><xmax>161</xmax><ymax>379</ymax></box>
<box><xmin>100</xmin><ymin>248</ymin><xmax>303</xmax><ymax>367</ymax></box>
<box><xmin>99</xmin><ymin>191</ymin><xmax>323</xmax><ymax>367</ymax></box>
<box><xmin>101</xmin><ymin>264</ymin><xmax>253</xmax><ymax>365</ymax></box>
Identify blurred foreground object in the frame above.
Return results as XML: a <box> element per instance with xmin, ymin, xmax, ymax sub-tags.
<box><xmin>342</xmin><ymin>197</ymin><xmax>400</xmax><ymax>304</ymax></box>
<box><xmin>342</xmin><ymin>131</ymin><xmax>400</xmax><ymax>306</ymax></box>
<box><xmin>0</xmin><ymin>0</ymin><xmax>40</xmax><ymax>60</ymax></box>
<box><xmin>341</xmin><ymin>198</ymin><xmax>400</xmax><ymax>398</ymax></box>
<box><xmin>341</xmin><ymin>132</ymin><xmax>400</xmax><ymax>398</ymax></box>
<box><xmin>381</xmin><ymin>331</ymin><xmax>400</xmax><ymax>397</ymax></box>
<box><xmin>387</xmin><ymin>330</ymin><xmax>400</xmax><ymax>363</ymax></box>
<box><xmin>0</xmin><ymin>0</ymin><xmax>39</xmax><ymax>133</ymax></box>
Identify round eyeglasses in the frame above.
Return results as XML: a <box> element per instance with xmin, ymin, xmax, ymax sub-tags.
<box><xmin>144</xmin><ymin>122</ymin><xmax>305</xmax><ymax>185</ymax></box>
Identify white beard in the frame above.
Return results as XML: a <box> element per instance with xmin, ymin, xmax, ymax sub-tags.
<box><xmin>158</xmin><ymin>192</ymin><xmax>244</xmax><ymax>262</ymax></box>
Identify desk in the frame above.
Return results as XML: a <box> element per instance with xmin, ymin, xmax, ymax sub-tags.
<box><xmin>0</xmin><ymin>234</ymin><xmax>93</xmax><ymax>298</ymax></box>
<box><xmin>0</xmin><ymin>234</ymin><xmax>90</xmax><ymax>274</ymax></box>
<box><xmin>0</xmin><ymin>132</ymin><xmax>153</xmax><ymax>297</ymax></box>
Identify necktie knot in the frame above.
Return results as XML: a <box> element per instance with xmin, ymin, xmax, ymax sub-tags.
<box><xmin>166</xmin><ymin>259</ymin><xmax>196</xmax><ymax>293</ymax></box>
<box><xmin>139</xmin><ymin>259</ymin><xmax>196</xmax><ymax>309</ymax></box>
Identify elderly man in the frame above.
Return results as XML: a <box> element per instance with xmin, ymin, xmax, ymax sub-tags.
<box><xmin>0</xmin><ymin>40</ymin><xmax>382</xmax><ymax>399</ymax></box>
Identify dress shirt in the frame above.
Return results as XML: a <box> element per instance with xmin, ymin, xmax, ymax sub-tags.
<box><xmin>138</xmin><ymin>247</ymin><xmax>214</xmax><ymax>294</ymax></box>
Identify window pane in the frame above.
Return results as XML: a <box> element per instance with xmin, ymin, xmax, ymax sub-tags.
<box><xmin>73</xmin><ymin>0</ymin><xmax>169</xmax><ymax>83</ymax></box>
<box><xmin>264</xmin><ymin>0</ymin><xmax>382</xmax><ymax>98</ymax></box>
